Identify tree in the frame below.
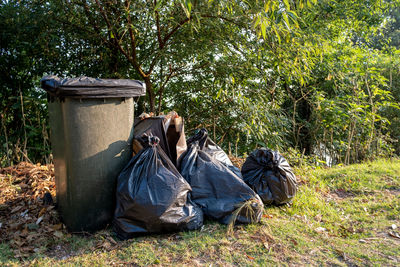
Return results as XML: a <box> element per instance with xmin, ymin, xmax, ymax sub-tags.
<box><xmin>54</xmin><ymin>0</ymin><xmax>309</xmax><ymax>113</ymax></box>
<box><xmin>0</xmin><ymin>0</ymin><xmax>133</xmax><ymax>165</ymax></box>
<box><xmin>0</xmin><ymin>0</ymin><xmax>59</xmax><ymax>165</ymax></box>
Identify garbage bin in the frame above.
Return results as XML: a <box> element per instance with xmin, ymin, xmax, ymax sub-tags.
<box><xmin>41</xmin><ymin>76</ymin><xmax>146</xmax><ymax>232</ymax></box>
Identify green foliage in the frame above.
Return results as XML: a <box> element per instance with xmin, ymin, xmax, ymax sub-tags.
<box><xmin>0</xmin><ymin>0</ymin><xmax>55</xmax><ymax>165</ymax></box>
<box><xmin>1</xmin><ymin>0</ymin><xmax>400</xmax><ymax>165</ymax></box>
<box><xmin>308</xmin><ymin>44</ymin><xmax>398</xmax><ymax>164</ymax></box>
<box><xmin>0</xmin><ymin>0</ymin><xmax>134</xmax><ymax>166</ymax></box>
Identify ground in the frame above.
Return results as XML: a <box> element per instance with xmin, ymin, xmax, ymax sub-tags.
<box><xmin>0</xmin><ymin>158</ymin><xmax>399</xmax><ymax>266</ymax></box>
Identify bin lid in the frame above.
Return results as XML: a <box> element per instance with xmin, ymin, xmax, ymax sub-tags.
<box><xmin>40</xmin><ymin>75</ymin><xmax>146</xmax><ymax>98</ymax></box>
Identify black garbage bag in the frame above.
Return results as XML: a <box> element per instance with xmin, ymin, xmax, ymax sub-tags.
<box><xmin>241</xmin><ymin>148</ymin><xmax>297</xmax><ymax>205</ymax></box>
<box><xmin>180</xmin><ymin>129</ymin><xmax>263</xmax><ymax>225</ymax></box>
<box><xmin>113</xmin><ymin>136</ymin><xmax>203</xmax><ymax>239</ymax></box>
<box><xmin>187</xmin><ymin>128</ymin><xmax>235</xmax><ymax>167</ymax></box>
<box><xmin>186</xmin><ymin>128</ymin><xmax>242</xmax><ymax>177</ymax></box>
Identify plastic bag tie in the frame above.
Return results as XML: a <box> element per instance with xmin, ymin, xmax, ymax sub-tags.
<box><xmin>148</xmin><ymin>136</ymin><xmax>160</xmax><ymax>146</ymax></box>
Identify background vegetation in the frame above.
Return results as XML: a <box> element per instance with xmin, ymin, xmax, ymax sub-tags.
<box><xmin>1</xmin><ymin>0</ymin><xmax>400</xmax><ymax>167</ymax></box>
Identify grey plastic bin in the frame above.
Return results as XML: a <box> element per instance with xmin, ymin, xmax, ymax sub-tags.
<box><xmin>41</xmin><ymin>76</ymin><xmax>146</xmax><ymax>232</ymax></box>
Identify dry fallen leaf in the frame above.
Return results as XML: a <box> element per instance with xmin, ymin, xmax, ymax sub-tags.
<box><xmin>10</xmin><ymin>206</ymin><xmax>23</xmax><ymax>213</ymax></box>
<box><xmin>246</xmin><ymin>254</ymin><xmax>255</xmax><ymax>260</ymax></box>
<box><xmin>107</xmin><ymin>236</ymin><xmax>117</xmax><ymax>245</ymax></box>
<box><xmin>46</xmin><ymin>206</ymin><xmax>55</xmax><ymax>211</ymax></box>
<box><xmin>263</xmin><ymin>214</ymin><xmax>274</xmax><ymax>219</ymax></box>
<box><xmin>14</xmin><ymin>239</ymin><xmax>25</xmax><ymax>247</ymax></box>
<box><xmin>38</xmin><ymin>207</ymin><xmax>47</xmax><ymax>217</ymax></box>
<box><xmin>334</xmin><ymin>249</ymin><xmax>347</xmax><ymax>260</ymax></box>
<box><xmin>9</xmin><ymin>222</ymin><xmax>24</xmax><ymax>230</ymax></box>
<box><xmin>20</xmin><ymin>228</ymin><xmax>29</xmax><ymax>237</ymax></box>
<box><xmin>19</xmin><ymin>183</ymin><xmax>29</xmax><ymax>189</ymax></box>
<box><xmin>51</xmin><ymin>224</ymin><xmax>63</xmax><ymax>231</ymax></box>
<box><xmin>27</xmin><ymin>233</ymin><xmax>40</xmax><ymax>242</ymax></box>
<box><xmin>102</xmin><ymin>241</ymin><xmax>111</xmax><ymax>250</ymax></box>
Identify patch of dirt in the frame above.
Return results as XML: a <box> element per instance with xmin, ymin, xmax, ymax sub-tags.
<box><xmin>330</xmin><ymin>189</ymin><xmax>356</xmax><ymax>199</ymax></box>
<box><xmin>385</xmin><ymin>188</ymin><xmax>400</xmax><ymax>196</ymax></box>
<box><xmin>327</xmin><ymin>189</ymin><xmax>379</xmax><ymax>201</ymax></box>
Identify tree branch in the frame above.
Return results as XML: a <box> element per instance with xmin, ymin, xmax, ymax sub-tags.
<box><xmin>163</xmin><ymin>17</ymin><xmax>190</xmax><ymax>45</ymax></box>
<box><xmin>92</xmin><ymin>0</ymin><xmax>143</xmax><ymax>77</ymax></box>
<box><xmin>124</xmin><ymin>0</ymin><xmax>147</xmax><ymax>78</ymax></box>
<box><xmin>200</xmin><ymin>14</ymin><xmax>242</xmax><ymax>27</ymax></box>
<box><xmin>157</xmin><ymin>65</ymin><xmax>174</xmax><ymax>114</ymax></box>
<box><xmin>154</xmin><ymin>0</ymin><xmax>163</xmax><ymax>49</ymax></box>
<box><xmin>81</xmin><ymin>2</ymin><xmax>108</xmax><ymax>45</ymax></box>
<box><xmin>147</xmin><ymin>16</ymin><xmax>190</xmax><ymax>75</ymax></box>
<box><xmin>217</xmin><ymin>125</ymin><xmax>233</xmax><ymax>145</ymax></box>
<box><xmin>94</xmin><ymin>0</ymin><xmax>115</xmax><ymax>40</ymax></box>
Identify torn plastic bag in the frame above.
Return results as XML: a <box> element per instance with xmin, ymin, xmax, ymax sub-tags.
<box><xmin>241</xmin><ymin>148</ymin><xmax>297</xmax><ymax>205</ymax></box>
<box><xmin>180</xmin><ymin>130</ymin><xmax>263</xmax><ymax>225</ymax></box>
<box><xmin>132</xmin><ymin>112</ymin><xmax>186</xmax><ymax>166</ymax></box>
<box><xmin>113</xmin><ymin>136</ymin><xmax>203</xmax><ymax>239</ymax></box>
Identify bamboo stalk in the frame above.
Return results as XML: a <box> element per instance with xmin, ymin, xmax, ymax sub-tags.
<box><xmin>19</xmin><ymin>87</ymin><xmax>30</xmax><ymax>163</ymax></box>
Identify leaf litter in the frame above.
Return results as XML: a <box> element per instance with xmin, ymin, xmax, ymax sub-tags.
<box><xmin>0</xmin><ymin>162</ymin><xmax>65</xmax><ymax>258</ymax></box>
<box><xmin>0</xmin><ymin>162</ymin><xmax>136</xmax><ymax>260</ymax></box>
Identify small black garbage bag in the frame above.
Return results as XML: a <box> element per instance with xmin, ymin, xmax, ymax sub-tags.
<box><xmin>180</xmin><ymin>129</ymin><xmax>263</xmax><ymax>225</ymax></box>
<box><xmin>113</xmin><ymin>136</ymin><xmax>203</xmax><ymax>239</ymax></box>
<box><xmin>241</xmin><ymin>148</ymin><xmax>297</xmax><ymax>205</ymax></box>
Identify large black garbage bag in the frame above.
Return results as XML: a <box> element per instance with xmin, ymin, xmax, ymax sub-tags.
<box><xmin>241</xmin><ymin>148</ymin><xmax>297</xmax><ymax>205</ymax></box>
<box><xmin>113</xmin><ymin>136</ymin><xmax>203</xmax><ymax>239</ymax></box>
<box><xmin>180</xmin><ymin>129</ymin><xmax>263</xmax><ymax>225</ymax></box>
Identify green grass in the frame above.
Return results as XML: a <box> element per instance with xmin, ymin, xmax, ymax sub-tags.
<box><xmin>1</xmin><ymin>158</ymin><xmax>400</xmax><ymax>266</ymax></box>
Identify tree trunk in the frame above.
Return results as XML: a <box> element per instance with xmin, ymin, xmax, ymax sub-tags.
<box><xmin>144</xmin><ymin>77</ymin><xmax>155</xmax><ymax>113</ymax></box>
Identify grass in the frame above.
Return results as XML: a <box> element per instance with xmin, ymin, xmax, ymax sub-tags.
<box><xmin>1</xmin><ymin>158</ymin><xmax>400</xmax><ymax>266</ymax></box>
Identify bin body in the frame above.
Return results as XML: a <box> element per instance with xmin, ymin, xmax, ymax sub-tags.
<box><xmin>42</xmin><ymin>76</ymin><xmax>145</xmax><ymax>232</ymax></box>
